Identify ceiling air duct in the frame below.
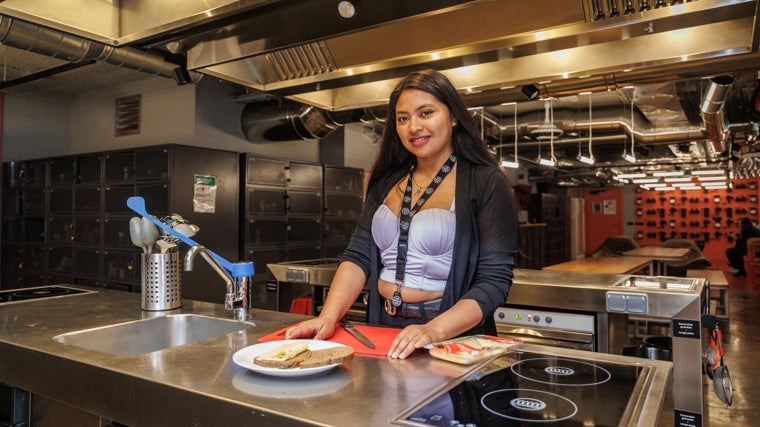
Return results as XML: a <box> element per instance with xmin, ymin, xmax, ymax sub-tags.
<box><xmin>240</xmin><ymin>100</ymin><xmax>363</xmax><ymax>142</ymax></box>
<box><xmin>701</xmin><ymin>76</ymin><xmax>734</xmax><ymax>153</ymax></box>
<box><xmin>0</xmin><ymin>14</ymin><xmax>191</xmax><ymax>84</ymax></box>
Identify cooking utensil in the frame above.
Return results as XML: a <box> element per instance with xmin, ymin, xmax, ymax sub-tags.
<box><xmin>155</xmin><ymin>237</ymin><xmax>177</xmax><ymax>254</ymax></box>
<box><xmin>159</xmin><ymin>214</ymin><xmax>199</xmax><ymax>241</ymax></box>
<box><xmin>709</xmin><ymin>322</ymin><xmax>733</xmax><ymax>406</ymax></box>
<box><xmin>713</xmin><ymin>363</ymin><xmax>733</xmax><ymax>406</ymax></box>
<box><xmin>141</xmin><ymin>217</ymin><xmax>160</xmax><ymax>254</ymax></box>
<box><xmin>704</xmin><ymin>347</ymin><xmax>717</xmax><ymax>379</ymax></box>
<box><xmin>337</xmin><ymin>318</ymin><xmax>376</xmax><ymax>349</ymax></box>
<box><xmin>129</xmin><ymin>217</ymin><xmax>146</xmax><ymax>253</ymax></box>
<box><xmin>127</xmin><ymin>196</ymin><xmax>253</xmax><ymax>277</ymax></box>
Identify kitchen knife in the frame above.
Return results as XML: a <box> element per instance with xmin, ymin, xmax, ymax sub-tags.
<box><xmin>338</xmin><ymin>318</ymin><xmax>376</xmax><ymax>349</ymax></box>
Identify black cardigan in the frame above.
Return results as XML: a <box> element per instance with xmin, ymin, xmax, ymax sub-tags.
<box><xmin>339</xmin><ymin>158</ymin><xmax>518</xmax><ymax>335</ymax></box>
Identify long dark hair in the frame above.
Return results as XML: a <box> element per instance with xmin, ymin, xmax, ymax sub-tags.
<box><xmin>367</xmin><ymin>69</ymin><xmax>497</xmax><ymax>193</ymax></box>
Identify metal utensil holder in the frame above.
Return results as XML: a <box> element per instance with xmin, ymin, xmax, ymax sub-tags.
<box><xmin>141</xmin><ymin>252</ymin><xmax>181</xmax><ymax>311</ymax></box>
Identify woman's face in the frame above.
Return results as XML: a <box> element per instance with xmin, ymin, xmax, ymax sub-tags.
<box><xmin>394</xmin><ymin>88</ymin><xmax>455</xmax><ymax>164</ymax></box>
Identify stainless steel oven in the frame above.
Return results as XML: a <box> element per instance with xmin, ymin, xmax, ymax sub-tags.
<box><xmin>494</xmin><ymin>306</ymin><xmax>597</xmax><ymax>351</ymax></box>
<box><xmin>267</xmin><ymin>258</ymin><xmax>368</xmax><ymax>323</ymax></box>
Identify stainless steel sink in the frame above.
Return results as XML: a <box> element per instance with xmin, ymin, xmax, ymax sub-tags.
<box><xmin>53</xmin><ymin>314</ymin><xmax>250</xmax><ymax>355</ymax></box>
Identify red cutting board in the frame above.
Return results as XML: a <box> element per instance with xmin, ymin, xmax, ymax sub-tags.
<box><xmin>258</xmin><ymin>324</ymin><xmax>401</xmax><ymax>357</ymax></box>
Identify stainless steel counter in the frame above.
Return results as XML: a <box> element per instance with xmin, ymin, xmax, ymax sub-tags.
<box><xmin>0</xmin><ymin>287</ymin><xmax>671</xmax><ymax>426</ymax></box>
<box><xmin>511</xmin><ymin>269</ymin><xmax>708</xmax><ymax>427</ymax></box>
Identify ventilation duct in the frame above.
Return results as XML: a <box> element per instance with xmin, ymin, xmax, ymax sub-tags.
<box><xmin>0</xmin><ymin>15</ymin><xmax>192</xmax><ymax>84</ymax></box>
<box><xmin>481</xmin><ymin>104</ymin><xmax>706</xmax><ymax>146</ymax></box>
<box><xmin>700</xmin><ymin>76</ymin><xmax>734</xmax><ymax>154</ymax></box>
<box><xmin>240</xmin><ymin>100</ymin><xmax>364</xmax><ymax>142</ymax></box>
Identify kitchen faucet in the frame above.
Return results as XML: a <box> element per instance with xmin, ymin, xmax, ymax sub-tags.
<box><xmin>184</xmin><ymin>245</ymin><xmax>250</xmax><ymax>321</ymax></box>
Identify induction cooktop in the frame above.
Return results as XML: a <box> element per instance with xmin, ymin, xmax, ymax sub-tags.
<box><xmin>0</xmin><ymin>285</ymin><xmax>94</xmax><ymax>304</ymax></box>
<box><xmin>396</xmin><ymin>350</ymin><xmax>645</xmax><ymax>427</ymax></box>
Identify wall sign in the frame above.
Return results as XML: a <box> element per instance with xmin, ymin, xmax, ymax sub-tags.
<box><xmin>603</xmin><ymin>199</ymin><xmax>616</xmax><ymax>215</ymax></box>
<box><xmin>193</xmin><ymin>174</ymin><xmax>217</xmax><ymax>213</ymax></box>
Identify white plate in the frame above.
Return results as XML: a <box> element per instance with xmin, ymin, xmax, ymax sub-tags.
<box><xmin>232</xmin><ymin>339</ymin><xmax>348</xmax><ymax>377</ymax></box>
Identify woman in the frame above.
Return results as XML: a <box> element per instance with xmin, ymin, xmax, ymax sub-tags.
<box><xmin>285</xmin><ymin>69</ymin><xmax>518</xmax><ymax>359</ymax></box>
<box><xmin>726</xmin><ymin>217</ymin><xmax>760</xmax><ymax>276</ymax></box>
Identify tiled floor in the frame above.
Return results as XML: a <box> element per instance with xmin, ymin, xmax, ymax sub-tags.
<box><xmin>702</xmin><ymin>272</ymin><xmax>758</xmax><ymax>427</ymax></box>
<box><xmin>657</xmin><ymin>271</ymin><xmax>759</xmax><ymax>427</ymax></box>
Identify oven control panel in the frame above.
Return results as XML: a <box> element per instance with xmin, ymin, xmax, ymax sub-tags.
<box><xmin>494</xmin><ymin>307</ymin><xmax>595</xmax><ymax>333</ymax></box>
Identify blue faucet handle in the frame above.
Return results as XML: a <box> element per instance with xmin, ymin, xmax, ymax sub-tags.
<box><xmin>230</xmin><ymin>261</ymin><xmax>255</xmax><ymax>278</ymax></box>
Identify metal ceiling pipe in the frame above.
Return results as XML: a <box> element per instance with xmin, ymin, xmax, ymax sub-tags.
<box><xmin>700</xmin><ymin>75</ymin><xmax>734</xmax><ymax>153</ymax></box>
<box><xmin>241</xmin><ymin>100</ymin><xmax>363</xmax><ymax>142</ymax></box>
<box><xmin>486</xmin><ymin>107</ymin><xmax>705</xmax><ymax>146</ymax></box>
<box><xmin>0</xmin><ymin>15</ymin><xmax>189</xmax><ymax>82</ymax></box>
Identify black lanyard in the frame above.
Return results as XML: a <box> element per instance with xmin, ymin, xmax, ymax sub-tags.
<box><xmin>390</xmin><ymin>154</ymin><xmax>457</xmax><ymax>309</ymax></box>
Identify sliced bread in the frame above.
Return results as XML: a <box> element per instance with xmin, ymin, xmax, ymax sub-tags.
<box><xmin>297</xmin><ymin>346</ymin><xmax>355</xmax><ymax>369</ymax></box>
<box><xmin>252</xmin><ymin>343</ymin><xmax>354</xmax><ymax>369</ymax></box>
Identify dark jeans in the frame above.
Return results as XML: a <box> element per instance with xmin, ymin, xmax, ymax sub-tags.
<box><xmin>726</xmin><ymin>247</ymin><xmax>746</xmax><ymax>273</ymax></box>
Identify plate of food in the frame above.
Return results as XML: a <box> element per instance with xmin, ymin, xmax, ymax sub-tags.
<box><xmin>233</xmin><ymin>339</ymin><xmax>354</xmax><ymax>377</ymax></box>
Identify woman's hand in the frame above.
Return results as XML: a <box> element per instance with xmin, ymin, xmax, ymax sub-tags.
<box><xmin>388</xmin><ymin>300</ymin><xmax>484</xmax><ymax>359</ymax></box>
<box><xmin>388</xmin><ymin>324</ymin><xmax>441</xmax><ymax>359</ymax></box>
<box><xmin>283</xmin><ymin>317</ymin><xmax>337</xmax><ymax>341</ymax></box>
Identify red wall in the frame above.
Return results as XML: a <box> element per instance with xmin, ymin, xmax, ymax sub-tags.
<box><xmin>583</xmin><ymin>187</ymin><xmax>624</xmax><ymax>253</ymax></box>
<box><xmin>632</xmin><ymin>179</ymin><xmax>759</xmax><ymax>270</ymax></box>
<box><xmin>583</xmin><ymin>178</ymin><xmax>760</xmax><ymax>270</ymax></box>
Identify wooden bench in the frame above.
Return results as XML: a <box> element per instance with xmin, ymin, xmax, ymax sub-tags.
<box><xmin>686</xmin><ymin>269</ymin><xmax>729</xmax><ymax>320</ymax></box>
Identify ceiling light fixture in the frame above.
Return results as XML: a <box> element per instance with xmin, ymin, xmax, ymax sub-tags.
<box><xmin>623</xmin><ymin>98</ymin><xmax>636</xmax><ymax>163</ymax></box>
<box><xmin>538</xmin><ymin>98</ymin><xmax>557</xmax><ymax>167</ymax></box>
<box><xmin>703</xmin><ymin>183</ymin><xmax>728</xmax><ymax>190</ymax></box>
<box><xmin>617</xmin><ymin>173</ymin><xmax>646</xmax><ymax>179</ymax></box>
<box><xmin>653</xmin><ymin>170</ymin><xmax>685</xmax><ymax>177</ymax></box>
<box><xmin>692</xmin><ymin>169</ymin><xmax>725</xmax><ymax>175</ymax></box>
<box><xmin>632</xmin><ymin>178</ymin><xmax>659</xmax><ymax>184</ymax></box>
<box><xmin>539</xmin><ymin>157</ymin><xmax>556</xmax><ymax>167</ymax></box>
<box><xmin>578</xmin><ymin>93</ymin><xmax>595</xmax><ymax>165</ymax></box>
<box><xmin>501</xmin><ymin>102</ymin><xmax>519</xmax><ymax>169</ymax></box>
<box><xmin>698</xmin><ymin>176</ymin><xmax>727</xmax><ymax>182</ymax></box>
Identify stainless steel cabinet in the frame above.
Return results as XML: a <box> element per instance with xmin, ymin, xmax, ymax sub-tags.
<box><xmin>242</xmin><ymin>156</ymin><xmax>365</xmax><ymax>310</ymax></box>
<box><xmin>1</xmin><ymin>145</ymin><xmax>240</xmax><ymax>298</ymax></box>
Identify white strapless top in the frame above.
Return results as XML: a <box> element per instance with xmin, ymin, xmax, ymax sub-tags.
<box><xmin>371</xmin><ymin>201</ymin><xmax>455</xmax><ymax>291</ymax></box>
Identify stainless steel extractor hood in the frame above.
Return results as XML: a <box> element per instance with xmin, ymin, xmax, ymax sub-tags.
<box><xmin>1</xmin><ymin>0</ymin><xmax>758</xmax><ymax>183</ymax></box>
<box><xmin>181</xmin><ymin>0</ymin><xmax>759</xmax><ymax>111</ymax></box>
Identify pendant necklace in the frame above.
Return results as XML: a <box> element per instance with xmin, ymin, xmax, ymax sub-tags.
<box><xmin>411</xmin><ymin>175</ymin><xmax>425</xmax><ymax>195</ymax></box>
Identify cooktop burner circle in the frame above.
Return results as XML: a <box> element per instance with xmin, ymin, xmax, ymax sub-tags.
<box><xmin>481</xmin><ymin>388</ymin><xmax>578</xmax><ymax>423</ymax></box>
<box><xmin>511</xmin><ymin>358</ymin><xmax>611</xmax><ymax>386</ymax></box>
<box><xmin>11</xmin><ymin>287</ymin><xmax>72</xmax><ymax>300</ymax></box>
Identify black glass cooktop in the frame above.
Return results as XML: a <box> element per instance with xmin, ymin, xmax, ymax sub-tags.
<box><xmin>0</xmin><ymin>286</ymin><xmax>90</xmax><ymax>304</ymax></box>
<box><xmin>401</xmin><ymin>350</ymin><xmax>643</xmax><ymax>427</ymax></box>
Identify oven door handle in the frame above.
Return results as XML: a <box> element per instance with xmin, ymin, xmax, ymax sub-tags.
<box><xmin>496</xmin><ymin>325</ymin><xmax>594</xmax><ymax>344</ymax></box>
